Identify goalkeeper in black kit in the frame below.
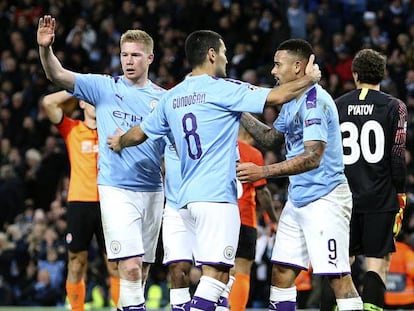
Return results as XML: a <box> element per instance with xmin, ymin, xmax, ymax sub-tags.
<box><xmin>330</xmin><ymin>48</ymin><xmax>407</xmax><ymax>311</ymax></box>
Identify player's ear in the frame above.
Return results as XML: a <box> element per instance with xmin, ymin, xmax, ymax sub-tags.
<box><xmin>352</xmin><ymin>72</ymin><xmax>358</xmax><ymax>83</ymax></box>
<box><xmin>295</xmin><ymin>60</ymin><xmax>302</xmax><ymax>74</ymax></box>
<box><xmin>207</xmin><ymin>47</ymin><xmax>215</xmax><ymax>63</ymax></box>
<box><xmin>147</xmin><ymin>53</ymin><xmax>154</xmax><ymax>65</ymax></box>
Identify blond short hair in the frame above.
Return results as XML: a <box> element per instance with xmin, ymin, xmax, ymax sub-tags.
<box><xmin>120</xmin><ymin>29</ymin><xmax>154</xmax><ymax>54</ymax></box>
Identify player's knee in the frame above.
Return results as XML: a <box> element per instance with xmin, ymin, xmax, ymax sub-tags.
<box><xmin>119</xmin><ymin>258</ymin><xmax>142</xmax><ymax>280</ymax></box>
<box><xmin>68</xmin><ymin>252</ymin><xmax>87</xmax><ymax>276</ymax></box>
<box><xmin>169</xmin><ymin>261</ymin><xmax>191</xmax><ymax>276</ymax></box>
<box><xmin>168</xmin><ymin>261</ymin><xmax>192</xmax><ymax>286</ymax></box>
<box><xmin>271</xmin><ymin>264</ymin><xmax>298</xmax><ymax>287</ymax></box>
<box><xmin>106</xmin><ymin>260</ymin><xmax>119</xmax><ymax>278</ymax></box>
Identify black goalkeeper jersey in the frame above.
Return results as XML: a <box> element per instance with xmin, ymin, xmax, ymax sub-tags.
<box><xmin>335</xmin><ymin>88</ymin><xmax>407</xmax><ymax>213</ymax></box>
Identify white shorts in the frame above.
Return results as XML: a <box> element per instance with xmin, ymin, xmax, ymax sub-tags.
<box><xmin>162</xmin><ymin>203</ymin><xmax>194</xmax><ymax>265</ymax></box>
<box><xmin>98</xmin><ymin>185</ymin><xmax>164</xmax><ymax>262</ymax></box>
<box><xmin>271</xmin><ymin>183</ymin><xmax>352</xmax><ymax>275</ymax></box>
<box><xmin>179</xmin><ymin>202</ymin><xmax>240</xmax><ymax>267</ymax></box>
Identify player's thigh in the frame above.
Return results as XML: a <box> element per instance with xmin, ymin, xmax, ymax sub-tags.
<box><xmin>271</xmin><ymin>200</ymin><xmax>308</xmax><ymax>269</ymax></box>
<box><xmin>302</xmin><ymin>183</ymin><xmax>352</xmax><ymax>275</ymax></box>
<box><xmin>141</xmin><ymin>191</ymin><xmax>164</xmax><ymax>263</ymax></box>
<box><xmin>66</xmin><ymin>201</ymin><xmax>100</xmax><ymax>252</ymax></box>
<box><xmin>188</xmin><ymin>202</ymin><xmax>240</xmax><ymax>266</ymax></box>
<box><xmin>351</xmin><ymin>211</ymin><xmax>395</xmax><ymax>258</ymax></box>
<box><xmin>162</xmin><ymin>203</ymin><xmax>193</xmax><ymax>264</ymax></box>
<box><xmin>98</xmin><ymin>185</ymin><xmax>146</xmax><ymax>260</ymax></box>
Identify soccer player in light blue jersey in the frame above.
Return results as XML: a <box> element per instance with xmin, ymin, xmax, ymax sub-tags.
<box><xmin>162</xmin><ymin>142</ymin><xmax>195</xmax><ymax>311</ymax></box>
<box><xmin>38</xmin><ymin>15</ymin><xmax>166</xmax><ymax>310</ymax></box>
<box><xmin>236</xmin><ymin>39</ymin><xmax>363</xmax><ymax>311</ymax></box>
<box><xmin>107</xmin><ymin>30</ymin><xmax>320</xmax><ymax>311</ymax></box>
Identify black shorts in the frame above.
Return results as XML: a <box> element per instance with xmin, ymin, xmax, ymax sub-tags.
<box><xmin>235</xmin><ymin>224</ymin><xmax>257</xmax><ymax>260</ymax></box>
<box><xmin>66</xmin><ymin>201</ymin><xmax>106</xmax><ymax>253</ymax></box>
<box><xmin>349</xmin><ymin>211</ymin><xmax>396</xmax><ymax>257</ymax></box>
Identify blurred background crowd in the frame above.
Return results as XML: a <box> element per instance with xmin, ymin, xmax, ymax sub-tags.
<box><xmin>1</xmin><ymin>0</ymin><xmax>414</xmax><ymax>308</ymax></box>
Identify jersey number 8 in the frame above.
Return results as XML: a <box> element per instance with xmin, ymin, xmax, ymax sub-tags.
<box><xmin>183</xmin><ymin>113</ymin><xmax>202</xmax><ymax>160</ymax></box>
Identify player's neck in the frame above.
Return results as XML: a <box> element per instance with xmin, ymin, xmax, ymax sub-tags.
<box><xmin>356</xmin><ymin>83</ymin><xmax>380</xmax><ymax>91</ymax></box>
<box><xmin>125</xmin><ymin>75</ymin><xmax>149</xmax><ymax>87</ymax></box>
<box><xmin>83</xmin><ymin>118</ymin><xmax>97</xmax><ymax>130</ymax></box>
<box><xmin>191</xmin><ymin>64</ymin><xmax>215</xmax><ymax>77</ymax></box>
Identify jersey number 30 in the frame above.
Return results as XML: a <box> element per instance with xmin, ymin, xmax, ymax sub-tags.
<box><xmin>340</xmin><ymin>120</ymin><xmax>384</xmax><ymax>165</ymax></box>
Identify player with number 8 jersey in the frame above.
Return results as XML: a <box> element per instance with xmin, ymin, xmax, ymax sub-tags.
<box><xmin>335</xmin><ymin>48</ymin><xmax>408</xmax><ymax>311</ymax></box>
<box><xmin>107</xmin><ymin>30</ymin><xmax>320</xmax><ymax>311</ymax></box>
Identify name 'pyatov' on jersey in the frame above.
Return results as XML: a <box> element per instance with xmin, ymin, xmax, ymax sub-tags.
<box><xmin>336</xmin><ymin>87</ymin><xmax>407</xmax><ymax>213</ymax></box>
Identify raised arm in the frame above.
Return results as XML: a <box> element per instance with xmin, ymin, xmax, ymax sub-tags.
<box><xmin>42</xmin><ymin>91</ymin><xmax>78</xmax><ymax>124</ymax></box>
<box><xmin>266</xmin><ymin>54</ymin><xmax>321</xmax><ymax>105</ymax></box>
<box><xmin>107</xmin><ymin>126</ymin><xmax>148</xmax><ymax>152</ymax></box>
<box><xmin>37</xmin><ymin>15</ymin><xmax>76</xmax><ymax>91</ymax></box>
<box><xmin>240</xmin><ymin>113</ymin><xmax>284</xmax><ymax>150</ymax></box>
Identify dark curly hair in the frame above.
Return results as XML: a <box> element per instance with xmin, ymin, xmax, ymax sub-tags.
<box><xmin>352</xmin><ymin>49</ymin><xmax>386</xmax><ymax>85</ymax></box>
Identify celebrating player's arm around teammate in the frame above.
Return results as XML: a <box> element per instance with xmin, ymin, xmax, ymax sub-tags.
<box><xmin>42</xmin><ymin>90</ymin><xmax>120</xmax><ymax>310</ymax></box>
<box><xmin>236</xmin><ymin>39</ymin><xmax>363</xmax><ymax>311</ymax></box>
<box><xmin>335</xmin><ymin>48</ymin><xmax>407</xmax><ymax>311</ymax></box>
<box><xmin>107</xmin><ymin>30</ymin><xmax>320</xmax><ymax>311</ymax></box>
<box><xmin>38</xmin><ymin>15</ymin><xmax>166</xmax><ymax>310</ymax></box>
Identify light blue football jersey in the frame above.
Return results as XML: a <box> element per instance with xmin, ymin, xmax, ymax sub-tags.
<box><xmin>141</xmin><ymin>74</ymin><xmax>271</xmax><ymax>207</ymax></box>
<box><xmin>73</xmin><ymin>74</ymin><xmax>166</xmax><ymax>191</ymax></box>
<box><xmin>274</xmin><ymin>84</ymin><xmax>347</xmax><ymax>207</ymax></box>
<box><xmin>163</xmin><ymin>142</ymin><xmax>180</xmax><ymax>209</ymax></box>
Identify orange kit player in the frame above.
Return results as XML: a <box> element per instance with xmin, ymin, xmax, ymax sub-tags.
<box><xmin>228</xmin><ymin>125</ymin><xmax>278</xmax><ymax>311</ymax></box>
<box><xmin>384</xmin><ymin>229</ymin><xmax>414</xmax><ymax>309</ymax></box>
<box><xmin>42</xmin><ymin>91</ymin><xmax>119</xmax><ymax>311</ymax></box>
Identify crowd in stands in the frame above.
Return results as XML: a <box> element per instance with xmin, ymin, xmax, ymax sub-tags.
<box><xmin>1</xmin><ymin>0</ymin><xmax>414</xmax><ymax>308</ymax></box>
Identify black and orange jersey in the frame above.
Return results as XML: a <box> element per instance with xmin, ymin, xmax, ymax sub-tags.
<box><xmin>238</xmin><ymin>140</ymin><xmax>267</xmax><ymax>228</ymax></box>
<box><xmin>56</xmin><ymin>116</ymin><xmax>99</xmax><ymax>202</ymax></box>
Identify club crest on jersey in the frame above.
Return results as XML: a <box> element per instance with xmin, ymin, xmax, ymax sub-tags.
<box><xmin>305</xmin><ymin>118</ymin><xmax>321</xmax><ymax>127</ymax></box>
<box><xmin>110</xmin><ymin>240</ymin><xmax>121</xmax><ymax>254</ymax></box>
<box><xmin>224</xmin><ymin>246</ymin><xmax>235</xmax><ymax>260</ymax></box>
<box><xmin>149</xmin><ymin>100</ymin><xmax>159</xmax><ymax>111</ymax></box>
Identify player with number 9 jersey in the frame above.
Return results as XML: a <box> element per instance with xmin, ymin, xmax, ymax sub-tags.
<box><xmin>108</xmin><ymin>30</ymin><xmax>320</xmax><ymax>311</ymax></box>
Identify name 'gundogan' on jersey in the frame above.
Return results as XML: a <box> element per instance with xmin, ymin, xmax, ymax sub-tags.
<box><xmin>335</xmin><ymin>88</ymin><xmax>407</xmax><ymax>213</ymax></box>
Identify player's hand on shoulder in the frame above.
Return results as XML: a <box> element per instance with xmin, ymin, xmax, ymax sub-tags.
<box><xmin>107</xmin><ymin>128</ymin><xmax>125</xmax><ymax>152</ymax></box>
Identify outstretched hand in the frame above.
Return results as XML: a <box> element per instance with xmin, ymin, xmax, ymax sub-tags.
<box><xmin>305</xmin><ymin>54</ymin><xmax>321</xmax><ymax>83</ymax></box>
<box><xmin>236</xmin><ymin>162</ymin><xmax>265</xmax><ymax>183</ymax></box>
<box><xmin>37</xmin><ymin>15</ymin><xmax>56</xmax><ymax>47</ymax></box>
<box><xmin>107</xmin><ymin>128</ymin><xmax>125</xmax><ymax>152</ymax></box>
